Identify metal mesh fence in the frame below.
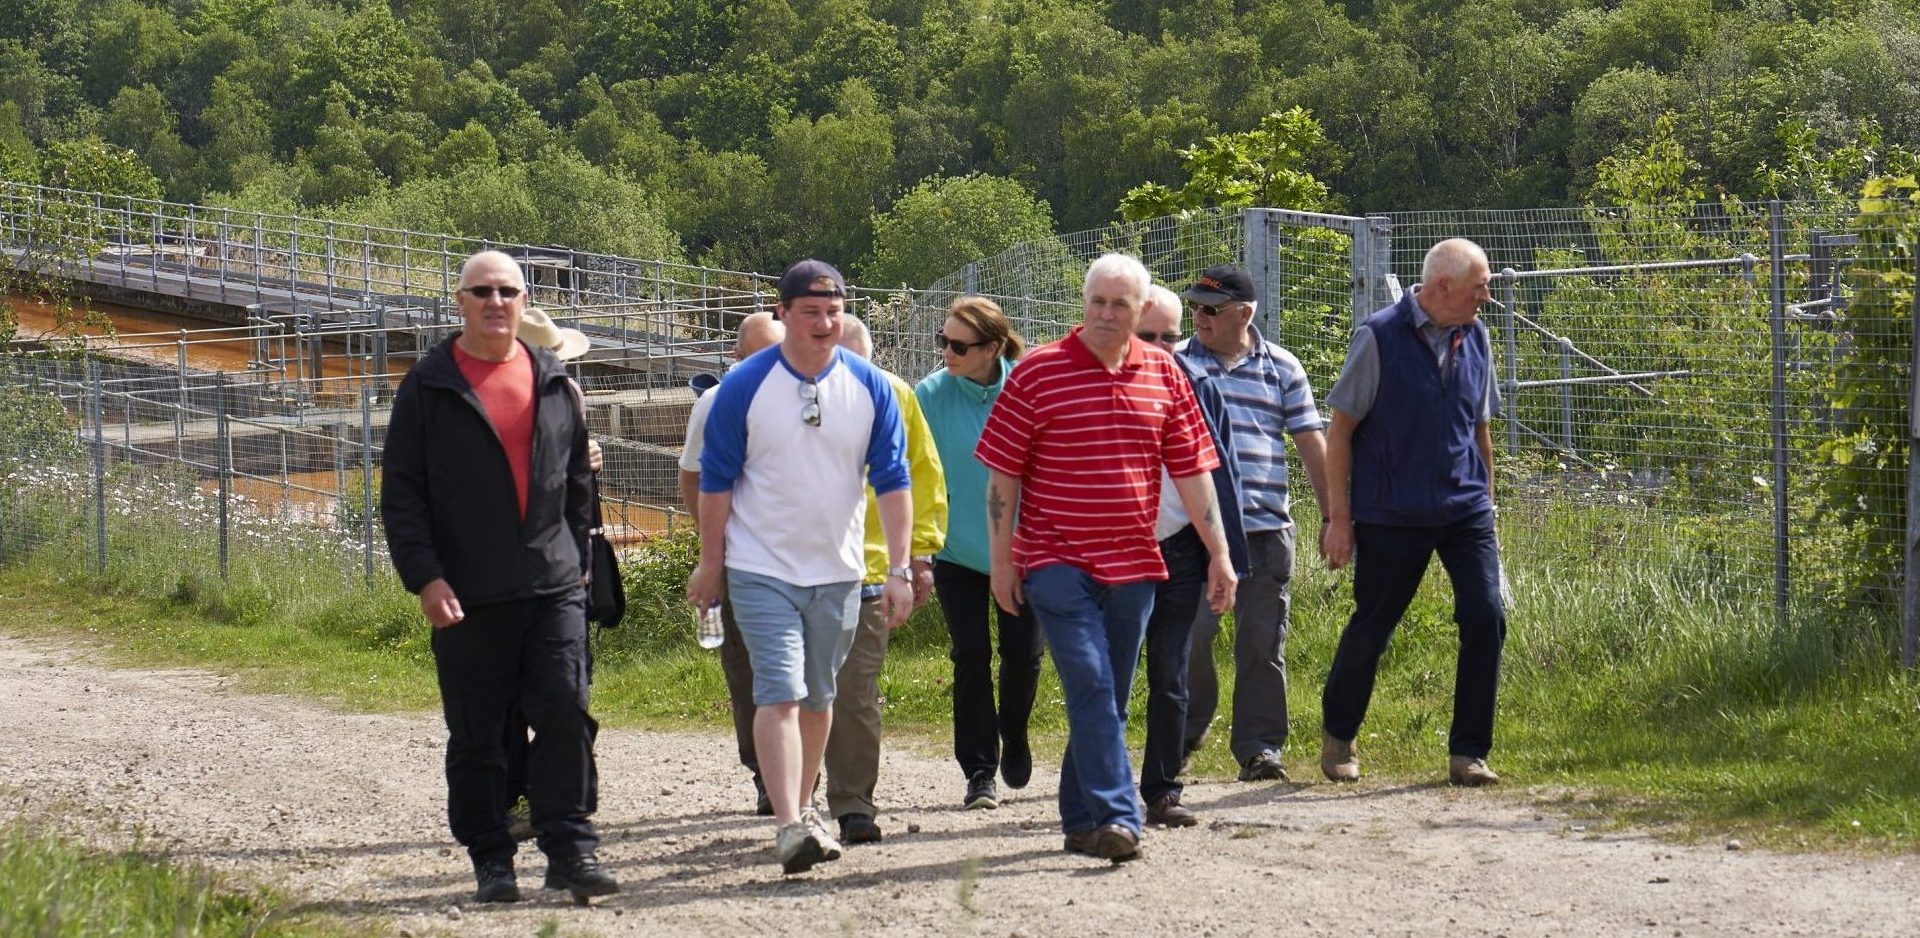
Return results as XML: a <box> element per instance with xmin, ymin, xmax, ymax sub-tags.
<box><xmin>3</xmin><ymin>190</ymin><xmax>1916</xmax><ymax>660</ymax></box>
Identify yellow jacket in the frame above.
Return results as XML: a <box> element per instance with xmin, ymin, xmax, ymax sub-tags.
<box><xmin>863</xmin><ymin>371</ymin><xmax>946</xmax><ymax>584</ymax></box>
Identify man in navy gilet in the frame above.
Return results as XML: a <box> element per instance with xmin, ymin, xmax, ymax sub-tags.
<box><xmin>1318</xmin><ymin>237</ymin><xmax>1506</xmax><ymax>788</ymax></box>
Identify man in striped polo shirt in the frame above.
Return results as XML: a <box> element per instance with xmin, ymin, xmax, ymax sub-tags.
<box><xmin>977</xmin><ymin>253</ymin><xmax>1239</xmax><ymax>863</ymax></box>
<box><xmin>1176</xmin><ymin>265</ymin><xmax>1333</xmax><ymax>783</ymax></box>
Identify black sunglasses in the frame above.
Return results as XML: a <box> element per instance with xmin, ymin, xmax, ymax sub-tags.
<box><xmin>1136</xmin><ymin>330</ymin><xmax>1181</xmax><ymax>344</ymax></box>
<box><xmin>461</xmin><ymin>285</ymin><xmax>524</xmax><ymax>300</ymax></box>
<box><xmin>935</xmin><ymin>333</ymin><xmax>993</xmax><ymax>355</ymax></box>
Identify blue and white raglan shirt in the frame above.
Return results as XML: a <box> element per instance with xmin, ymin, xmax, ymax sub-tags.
<box><xmin>700</xmin><ymin>345</ymin><xmax>910</xmax><ymax>586</ymax></box>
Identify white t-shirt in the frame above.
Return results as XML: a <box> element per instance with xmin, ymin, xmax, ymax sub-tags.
<box><xmin>699</xmin><ymin>346</ymin><xmax>909</xmax><ymax>586</ymax></box>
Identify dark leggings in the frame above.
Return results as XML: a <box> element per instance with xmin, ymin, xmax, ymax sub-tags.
<box><xmin>933</xmin><ymin>560</ymin><xmax>1044</xmax><ymax>780</ymax></box>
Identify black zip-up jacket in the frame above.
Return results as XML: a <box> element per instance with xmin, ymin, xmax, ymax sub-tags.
<box><xmin>380</xmin><ymin>334</ymin><xmax>591</xmax><ymax>607</ymax></box>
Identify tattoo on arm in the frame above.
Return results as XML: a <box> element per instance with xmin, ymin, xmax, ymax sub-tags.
<box><xmin>987</xmin><ymin>484</ymin><xmax>1006</xmax><ymax>535</ymax></box>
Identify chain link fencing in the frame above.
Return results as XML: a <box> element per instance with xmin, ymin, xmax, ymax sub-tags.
<box><xmin>2</xmin><ymin>188</ymin><xmax>1916</xmax><ymax>663</ymax></box>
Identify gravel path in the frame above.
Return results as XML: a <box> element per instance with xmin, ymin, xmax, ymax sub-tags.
<box><xmin>1</xmin><ymin>634</ymin><xmax>1913</xmax><ymax>937</ymax></box>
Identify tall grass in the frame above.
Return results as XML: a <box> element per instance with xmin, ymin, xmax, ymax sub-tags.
<box><xmin>0</xmin><ymin>822</ymin><xmax>327</xmax><ymax>938</ymax></box>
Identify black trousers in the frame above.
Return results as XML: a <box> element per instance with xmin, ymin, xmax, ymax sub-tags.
<box><xmin>432</xmin><ymin>589</ymin><xmax>599</xmax><ymax>864</ymax></box>
<box><xmin>933</xmin><ymin>560</ymin><xmax>1043</xmax><ymax>780</ymax></box>
<box><xmin>1140</xmin><ymin>525</ymin><xmax>1209</xmax><ymax>804</ymax></box>
<box><xmin>1322</xmin><ymin>511</ymin><xmax>1507</xmax><ymax>758</ymax></box>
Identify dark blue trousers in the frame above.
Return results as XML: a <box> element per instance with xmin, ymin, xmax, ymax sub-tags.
<box><xmin>1321</xmin><ymin>510</ymin><xmax>1506</xmax><ymax>758</ymax></box>
<box><xmin>1140</xmin><ymin>525</ymin><xmax>1208</xmax><ymax>804</ymax></box>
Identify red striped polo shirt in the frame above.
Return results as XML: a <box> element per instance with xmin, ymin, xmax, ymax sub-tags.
<box><xmin>975</xmin><ymin>326</ymin><xmax>1219</xmax><ymax>584</ymax></box>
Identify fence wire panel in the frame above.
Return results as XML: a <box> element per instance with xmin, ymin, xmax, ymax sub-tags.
<box><xmin>4</xmin><ymin>187</ymin><xmax>1916</xmax><ymax>647</ymax></box>
<box><xmin>880</xmin><ymin>210</ymin><xmax>1250</xmax><ymax>381</ymax></box>
<box><xmin>1379</xmin><ymin>200</ymin><xmax>1910</xmax><ymax>623</ymax></box>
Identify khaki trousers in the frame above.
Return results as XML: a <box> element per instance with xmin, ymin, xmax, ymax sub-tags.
<box><xmin>823</xmin><ymin>595</ymin><xmax>890</xmax><ymax>819</ymax></box>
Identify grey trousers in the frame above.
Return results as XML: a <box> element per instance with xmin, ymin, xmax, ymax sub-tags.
<box><xmin>1185</xmin><ymin>527</ymin><xmax>1295</xmax><ymax>763</ymax></box>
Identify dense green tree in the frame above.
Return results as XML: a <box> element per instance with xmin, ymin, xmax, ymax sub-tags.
<box><xmin>764</xmin><ymin>80</ymin><xmax>896</xmax><ymax>265</ymax></box>
<box><xmin>430</xmin><ymin>120</ymin><xmax>499</xmax><ymax>176</ymax></box>
<box><xmin>1119</xmin><ymin>107</ymin><xmax>1342</xmax><ymax>220</ymax></box>
<box><xmin>286</xmin><ymin>3</ymin><xmax>418</xmax><ymax>126</ymax></box>
<box><xmin>100</xmin><ymin>84</ymin><xmax>198</xmax><ymax>199</ymax></box>
<box><xmin>39</xmin><ymin>137</ymin><xmax>161</xmax><ymax>198</ymax></box>
<box><xmin>657</xmin><ymin>145</ymin><xmax>783</xmax><ymax>271</ymax></box>
<box><xmin>197</xmin><ymin>77</ymin><xmax>274</xmax><ymax>192</ymax></box>
<box><xmin>0</xmin><ymin>103</ymin><xmax>37</xmax><ymax>183</ymax></box>
<box><xmin>862</xmin><ymin>172</ymin><xmax>1055</xmax><ymax>287</ymax></box>
<box><xmin>580</xmin><ymin>0</ymin><xmax>735</xmax><ymax>82</ymax></box>
<box><xmin>295</xmin><ymin>101</ymin><xmax>385</xmax><ymax>205</ymax></box>
<box><xmin>80</xmin><ymin>0</ymin><xmax>186</xmax><ymax>106</ymax></box>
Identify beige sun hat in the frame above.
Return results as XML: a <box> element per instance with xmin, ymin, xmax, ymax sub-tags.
<box><xmin>519</xmin><ymin>307</ymin><xmax>591</xmax><ymax>361</ymax></box>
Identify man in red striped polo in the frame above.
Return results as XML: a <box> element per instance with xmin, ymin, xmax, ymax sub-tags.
<box><xmin>976</xmin><ymin>253</ymin><xmax>1238</xmax><ymax>863</ymax></box>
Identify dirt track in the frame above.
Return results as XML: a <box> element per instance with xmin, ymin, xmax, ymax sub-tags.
<box><xmin>1</xmin><ymin>634</ymin><xmax>1913</xmax><ymax>937</ymax></box>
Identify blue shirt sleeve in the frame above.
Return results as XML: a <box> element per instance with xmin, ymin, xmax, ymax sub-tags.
<box><xmin>853</xmin><ymin>354</ymin><xmax>911</xmax><ymax>495</ymax></box>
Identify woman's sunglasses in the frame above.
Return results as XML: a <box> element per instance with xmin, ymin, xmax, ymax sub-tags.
<box><xmin>460</xmin><ymin>285</ymin><xmax>524</xmax><ymax>300</ymax></box>
<box><xmin>935</xmin><ymin>333</ymin><xmax>993</xmax><ymax>355</ymax></box>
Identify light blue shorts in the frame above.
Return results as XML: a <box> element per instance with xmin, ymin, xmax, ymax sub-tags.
<box><xmin>725</xmin><ymin>568</ymin><xmax>860</xmax><ymax>711</ymax></box>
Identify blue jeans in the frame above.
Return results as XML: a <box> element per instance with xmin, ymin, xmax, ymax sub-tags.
<box><xmin>1322</xmin><ymin>510</ymin><xmax>1506</xmax><ymax>757</ymax></box>
<box><xmin>1024</xmin><ymin>563</ymin><xmax>1156</xmax><ymax>834</ymax></box>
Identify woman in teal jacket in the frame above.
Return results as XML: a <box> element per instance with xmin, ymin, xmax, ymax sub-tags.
<box><xmin>914</xmin><ymin>296</ymin><xmax>1041</xmax><ymax>811</ymax></box>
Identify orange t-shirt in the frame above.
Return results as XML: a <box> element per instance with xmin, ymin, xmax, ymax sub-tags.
<box><xmin>453</xmin><ymin>341</ymin><xmax>536</xmax><ymax>520</ymax></box>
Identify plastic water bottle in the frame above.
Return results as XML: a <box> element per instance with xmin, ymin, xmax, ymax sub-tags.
<box><xmin>695</xmin><ymin>602</ymin><xmax>725</xmax><ymax>649</ymax></box>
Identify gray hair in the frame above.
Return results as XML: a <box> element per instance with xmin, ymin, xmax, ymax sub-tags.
<box><xmin>1420</xmin><ymin>238</ymin><xmax>1488</xmax><ymax>287</ymax></box>
<box><xmin>1143</xmin><ymin>284</ymin><xmax>1183</xmax><ymax>323</ymax></box>
<box><xmin>1082</xmin><ymin>253</ymin><xmax>1150</xmax><ymax>302</ymax></box>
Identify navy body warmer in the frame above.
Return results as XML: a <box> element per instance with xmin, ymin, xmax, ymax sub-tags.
<box><xmin>1348</xmin><ymin>295</ymin><xmax>1493</xmax><ymax>526</ymax></box>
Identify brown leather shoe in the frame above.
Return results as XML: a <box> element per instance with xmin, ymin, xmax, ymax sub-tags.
<box><xmin>1090</xmin><ymin>824</ymin><xmax>1143</xmax><ymax>863</ymax></box>
<box><xmin>1321</xmin><ymin>731</ymin><xmax>1360</xmax><ymax>782</ymax></box>
<box><xmin>1448</xmin><ymin>756</ymin><xmax>1500</xmax><ymax>787</ymax></box>
<box><xmin>1145</xmin><ymin>794</ymin><xmax>1197</xmax><ymax>828</ymax></box>
<box><xmin>1063</xmin><ymin>828</ymin><xmax>1099</xmax><ymax>856</ymax></box>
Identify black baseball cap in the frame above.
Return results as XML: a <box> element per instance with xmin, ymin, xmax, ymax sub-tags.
<box><xmin>777</xmin><ymin>259</ymin><xmax>847</xmax><ymax>302</ymax></box>
<box><xmin>1180</xmin><ymin>265</ymin><xmax>1257</xmax><ymax>305</ymax></box>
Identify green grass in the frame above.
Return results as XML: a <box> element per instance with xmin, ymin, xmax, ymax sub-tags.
<box><xmin>0</xmin><ymin>481</ymin><xmax>1916</xmax><ymax>855</ymax></box>
<box><xmin>0</xmin><ymin>820</ymin><xmax>340</xmax><ymax>938</ymax></box>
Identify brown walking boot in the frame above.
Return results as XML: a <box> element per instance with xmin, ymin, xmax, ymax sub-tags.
<box><xmin>1448</xmin><ymin>756</ymin><xmax>1500</xmax><ymax>787</ymax></box>
<box><xmin>1320</xmin><ymin>731</ymin><xmax>1360</xmax><ymax>782</ymax></box>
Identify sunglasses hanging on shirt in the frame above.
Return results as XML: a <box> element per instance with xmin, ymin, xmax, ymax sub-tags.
<box><xmin>799</xmin><ymin>378</ymin><xmax>822</xmax><ymax>428</ymax></box>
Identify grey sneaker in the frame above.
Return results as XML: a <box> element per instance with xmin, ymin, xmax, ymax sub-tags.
<box><xmin>774</xmin><ymin>822</ymin><xmax>827</xmax><ymax>874</ymax></box>
<box><xmin>1448</xmin><ymin>756</ymin><xmax>1500</xmax><ymax>787</ymax></box>
<box><xmin>1238</xmin><ymin>750</ymin><xmax>1289</xmax><ymax>782</ymax></box>
<box><xmin>964</xmin><ymin>771</ymin><xmax>999</xmax><ymax>810</ymax></box>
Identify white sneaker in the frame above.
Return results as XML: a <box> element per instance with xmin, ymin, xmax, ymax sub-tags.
<box><xmin>774</xmin><ymin>822</ymin><xmax>826</xmax><ymax>874</ymax></box>
<box><xmin>800</xmin><ymin>806</ymin><xmax>843</xmax><ymax>861</ymax></box>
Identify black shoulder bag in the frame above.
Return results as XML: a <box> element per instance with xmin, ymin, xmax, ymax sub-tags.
<box><xmin>587</xmin><ymin>475</ymin><xmax>626</xmax><ymax>628</ymax></box>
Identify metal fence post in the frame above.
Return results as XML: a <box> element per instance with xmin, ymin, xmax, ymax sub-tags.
<box><xmin>1365</xmin><ymin>215</ymin><xmax>1393</xmax><ymax>316</ymax></box>
<box><xmin>1768</xmin><ymin>200</ymin><xmax>1791</xmax><ymax>630</ymax></box>
<box><xmin>89</xmin><ymin>361</ymin><xmax>106</xmax><ymax>574</ymax></box>
<box><xmin>1242</xmin><ymin>209</ymin><xmax>1280</xmax><ymax>337</ymax></box>
<box><xmin>216</xmin><ymin>374</ymin><xmax>230</xmax><ymax>582</ymax></box>
<box><xmin>1500</xmin><ymin>271</ymin><xmax>1520</xmax><ymax>455</ymax></box>
<box><xmin>361</xmin><ymin>385</ymin><xmax>376</xmax><ymax>586</ymax></box>
<box><xmin>1905</xmin><ymin>244</ymin><xmax>1920</xmax><ymax>669</ymax></box>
